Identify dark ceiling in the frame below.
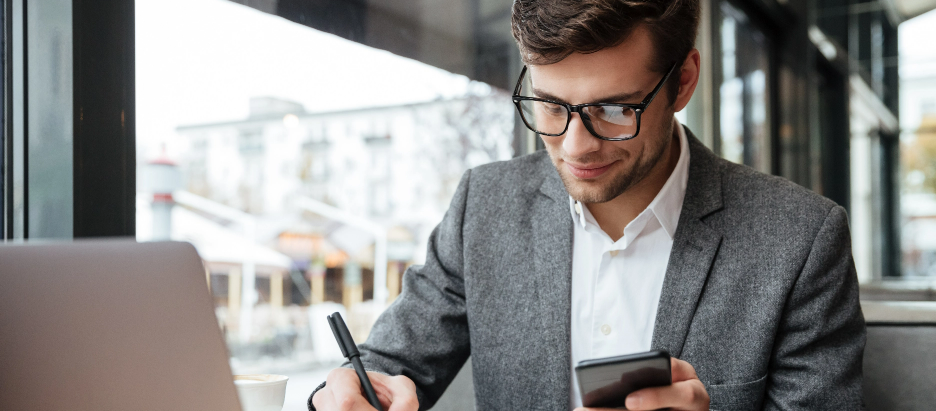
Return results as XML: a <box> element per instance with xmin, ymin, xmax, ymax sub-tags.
<box><xmin>227</xmin><ymin>0</ymin><xmax>520</xmax><ymax>90</ymax></box>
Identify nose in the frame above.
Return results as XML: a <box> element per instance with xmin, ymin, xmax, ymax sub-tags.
<box><xmin>562</xmin><ymin>112</ymin><xmax>601</xmax><ymax>159</ymax></box>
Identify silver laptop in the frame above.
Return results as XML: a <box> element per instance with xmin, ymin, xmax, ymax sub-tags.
<box><xmin>0</xmin><ymin>240</ymin><xmax>242</xmax><ymax>411</ymax></box>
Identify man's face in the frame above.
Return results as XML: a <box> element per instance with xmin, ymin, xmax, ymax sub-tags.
<box><xmin>528</xmin><ymin>27</ymin><xmax>678</xmax><ymax>204</ymax></box>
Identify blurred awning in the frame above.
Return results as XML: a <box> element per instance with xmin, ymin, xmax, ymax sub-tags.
<box><xmin>170</xmin><ymin>206</ymin><xmax>293</xmax><ymax>270</ymax></box>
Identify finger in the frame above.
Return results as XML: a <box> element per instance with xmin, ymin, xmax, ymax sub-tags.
<box><xmin>671</xmin><ymin>357</ymin><xmax>699</xmax><ymax>382</ymax></box>
<box><xmin>312</xmin><ymin>386</ymin><xmax>336</xmax><ymax>410</ymax></box>
<box><xmin>368</xmin><ymin>373</ymin><xmax>418</xmax><ymax>411</ymax></box>
<box><xmin>384</xmin><ymin>375</ymin><xmax>419</xmax><ymax>411</ymax></box>
<box><xmin>315</xmin><ymin>383</ymin><xmax>373</xmax><ymax>411</ymax></box>
<box><xmin>625</xmin><ymin>379</ymin><xmax>707</xmax><ymax>410</ymax></box>
<box><xmin>326</xmin><ymin>368</ymin><xmax>374</xmax><ymax>410</ymax></box>
<box><xmin>364</xmin><ymin>372</ymin><xmax>394</xmax><ymax>409</ymax></box>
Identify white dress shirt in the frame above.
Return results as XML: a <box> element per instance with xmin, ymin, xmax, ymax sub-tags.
<box><xmin>569</xmin><ymin>118</ymin><xmax>691</xmax><ymax>409</ymax></box>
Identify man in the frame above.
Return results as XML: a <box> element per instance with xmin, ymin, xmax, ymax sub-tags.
<box><xmin>310</xmin><ymin>0</ymin><xmax>865</xmax><ymax>409</ymax></box>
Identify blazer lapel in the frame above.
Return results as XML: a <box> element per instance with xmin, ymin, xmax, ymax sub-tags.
<box><xmin>651</xmin><ymin>132</ymin><xmax>725</xmax><ymax>358</ymax></box>
<box><xmin>532</xmin><ymin>159</ymin><xmax>574</xmax><ymax>409</ymax></box>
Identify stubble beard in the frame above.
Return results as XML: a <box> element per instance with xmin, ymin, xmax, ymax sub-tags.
<box><xmin>548</xmin><ymin>128</ymin><xmax>673</xmax><ymax>204</ymax></box>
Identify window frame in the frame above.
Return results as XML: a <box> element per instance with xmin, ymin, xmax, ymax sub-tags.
<box><xmin>1</xmin><ymin>0</ymin><xmax>135</xmax><ymax>240</ymax></box>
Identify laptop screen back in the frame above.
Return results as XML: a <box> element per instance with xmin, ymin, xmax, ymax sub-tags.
<box><xmin>0</xmin><ymin>240</ymin><xmax>242</xmax><ymax>411</ymax></box>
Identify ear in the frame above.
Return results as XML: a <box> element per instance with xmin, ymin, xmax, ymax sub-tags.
<box><xmin>673</xmin><ymin>49</ymin><xmax>701</xmax><ymax>112</ymax></box>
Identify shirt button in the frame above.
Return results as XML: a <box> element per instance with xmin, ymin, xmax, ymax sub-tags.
<box><xmin>574</xmin><ymin>202</ymin><xmax>583</xmax><ymax>215</ymax></box>
<box><xmin>601</xmin><ymin>324</ymin><xmax>611</xmax><ymax>335</ymax></box>
<box><xmin>609</xmin><ymin>250</ymin><xmax>619</xmax><ymax>257</ymax></box>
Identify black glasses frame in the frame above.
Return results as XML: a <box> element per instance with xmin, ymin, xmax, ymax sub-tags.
<box><xmin>511</xmin><ymin>62</ymin><xmax>678</xmax><ymax>141</ymax></box>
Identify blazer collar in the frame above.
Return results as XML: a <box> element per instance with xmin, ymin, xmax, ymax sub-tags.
<box><xmin>531</xmin><ymin>152</ymin><xmax>575</xmax><ymax>410</ymax></box>
<box><xmin>680</xmin><ymin>129</ymin><xmax>725</xmax><ymax>219</ymax></box>
<box><xmin>538</xmin><ymin>154</ymin><xmax>567</xmax><ymax>202</ymax></box>
<box><xmin>651</xmin><ymin>127</ymin><xmax>725</xmax><ymax>358</ymax></box>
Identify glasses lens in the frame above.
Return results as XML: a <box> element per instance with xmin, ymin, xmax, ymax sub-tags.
<box><xmin>581</xmin><ymin>105</ymin><xmax>637</xmax><ymax>139</ymax></box>
<box><xmin>519</xmin><ymin>100</ymin><xmax>569</xmax><ymax>135</ymax></box>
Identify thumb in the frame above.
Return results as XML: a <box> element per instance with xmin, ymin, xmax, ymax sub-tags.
<box><xmin>671</xmin><ymin>357</ymin><xmax>699</xmax><ymax>382</ymax></box>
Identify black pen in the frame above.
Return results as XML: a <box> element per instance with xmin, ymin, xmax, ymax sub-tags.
<box><xmin>327</xmin><ymin>312</ymin><xmax>384</xmax><ymax>411</ymax></box>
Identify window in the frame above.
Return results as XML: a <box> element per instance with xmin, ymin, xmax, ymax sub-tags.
<box><xmin>135</xmin><ymin>0</ymin><xmax>515</xmax><ymax>405</ymax></box>
<box><xmin>716</xmin><ymin>0</ymin><xmax>772</xmax><ymax>173</ymax></box>
<box><xmin>900</xmin><ymin>10</ymin><xmax>936</xmax><ymax>278</ymax></box>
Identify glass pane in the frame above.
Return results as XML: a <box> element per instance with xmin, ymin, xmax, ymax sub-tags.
<box><xmin>899</xmin><ymin>10</ymin><xmax>936</xmax><ymax>278</ymax></box>
<box><xmin>583</xmin><ymin>105</ymin><xmax>637</xmax><ymax>139</ymax></box>
<box><xmin>135</xmin><ymin>0</ymin><xmax>514</xmax><ymax>406</ymax></box>
<box><xmin>26</xmin><ymin>0</ymin><xmax>73</xmax><ymax>239</ymax></box>
<box><xmin>519</xmin><ymin>100</ymin><xmax>568</xmax><ymax>135</ymax></box>
<box><xmin>0</xmin><ymin>1</ymin><xmax>4</xmax><ymax>235</ymax></box>
<box><xmin>718</xmin><ymin>1</ymin><xmax>771</xmax><ymax>173</ymax></box>
<box><xmin>902</xmin><ymin>130</ymin><xmax>936</xmax><ymax>277</ymax></box>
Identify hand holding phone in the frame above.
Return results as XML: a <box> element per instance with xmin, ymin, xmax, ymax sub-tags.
<box><xmin>576</xmin><ymin>351</ymin><xmax>672</xmax><ymax>408</ymax></box>
<box><xmin>575</xmin><ymin>351</ymin><xmax>710</xmax><ymax>411</ymax></box>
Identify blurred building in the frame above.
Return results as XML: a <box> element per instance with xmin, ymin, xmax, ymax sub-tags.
<box><xmin>902</xmin><ymin>193</ymin><xmax>936</xmax><ymax>276</ymax></box>
<box><xmin>168</xmin><ymin>92</ymin><xmax>513</xmax><ymax>341</ymax></box>
<box><xmin>900</xmin><ymin>77</ymin><xmax>936</xmax><ymax>276</ymax></box>
<box><xmin>177</xmin><ymin>94</ymin><xmax>512</xmax><ymax>221</ymax></box>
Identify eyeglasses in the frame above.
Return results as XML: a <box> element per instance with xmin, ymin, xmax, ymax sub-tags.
<box><xmin>511</xmin><ymin>62</ymin><xmax>677</xmax><ymax>141</ymax></box>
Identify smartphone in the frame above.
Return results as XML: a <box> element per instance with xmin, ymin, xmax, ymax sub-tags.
<box><xmin>575</xmin><ymin>350</ymin><xmax>672</xmax><ymax>409</ymax></box>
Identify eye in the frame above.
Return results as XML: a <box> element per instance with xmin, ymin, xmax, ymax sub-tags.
<box><xmin>538</xmin><ymin>101</ymin><xmax>565</xmax><ymax>116</ymax></box>
<box><xmin>603</xmin><ymin>107</ymin><xmax>635</xmax><ymax>126</ymax></box>
<box><xmin>601</xmin><ymin>106</ymin><xmax>623</xmax><ymax>121</ymax></box>
<box><xmin>586</xmin><ymin>105</ymin><xmax>635</xmax><ymax>126</ymax></box>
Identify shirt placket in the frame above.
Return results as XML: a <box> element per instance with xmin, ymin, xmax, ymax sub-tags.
<box><xmin>590</xmin><ymin>239</ymin><xmax>625</xmax><ymax>358</ymax></box>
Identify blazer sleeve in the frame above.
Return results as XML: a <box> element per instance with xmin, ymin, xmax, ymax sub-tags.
<box><xmin>308</xmin><ymin>170</ymin><xmax>473</xmax><ymax>411</ymax></box>
<box><xmin>763</xmin><ymin>205</ymin><xmax>866</xmax><ymax>410</ymax></box>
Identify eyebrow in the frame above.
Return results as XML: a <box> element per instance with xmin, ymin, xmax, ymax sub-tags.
<box><xmin>530</xmin><ymin>87</ymin><xmax>645</xmax><ymax>105</ymax></box>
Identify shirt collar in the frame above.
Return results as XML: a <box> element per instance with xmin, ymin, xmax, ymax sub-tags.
<box><xmin>646</xmin><ymin>117</ymin><xmax>690</xmax><ymax>239</ymax></box>
<box><xmin>568</xmin><ymin>117</ymin><xmax>691</xmax><ymax>240</ymax></box>
<box><xmin>569</xmin><ymin>197</ymin><xmax>588</xmax><ymax>229</ymax></box>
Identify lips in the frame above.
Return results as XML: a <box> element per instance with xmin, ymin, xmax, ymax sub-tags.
<box><xmin>565</xmin><ymin>160</ymin><xmax>616</xmax><ymax>179</ymax></box>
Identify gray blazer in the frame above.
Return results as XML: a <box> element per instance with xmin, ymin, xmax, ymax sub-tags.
<box><xmin>311</xmin><ymin>129</ymin><xmax>865</xmax><ymax>410</ymax></box>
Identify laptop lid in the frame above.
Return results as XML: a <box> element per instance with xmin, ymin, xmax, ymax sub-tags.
<box><xmin>0</xmin><ymin>240</ymin><xmax>242</xmax><ymax>411</ymax></box>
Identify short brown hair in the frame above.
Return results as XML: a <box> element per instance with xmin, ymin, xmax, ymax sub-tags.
<box><xmin>511</xmin><ymin>0</ymin><xmax>699</xmax><ymax>99</ymax></box>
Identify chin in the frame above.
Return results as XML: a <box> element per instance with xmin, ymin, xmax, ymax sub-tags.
<box><xmin>560</xmin><ymin>171</ymin><xmax>627</xmax><ymax>204</ymax></box>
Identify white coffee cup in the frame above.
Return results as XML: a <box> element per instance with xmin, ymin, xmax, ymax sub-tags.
<box><xmin>234</xmin><ymin>374</ymin><xmax>289</xmax><ymax>411</ymax></box>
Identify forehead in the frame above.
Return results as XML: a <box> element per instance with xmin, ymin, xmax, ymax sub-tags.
<box><xmin>526</xmin><ymin>26</ymin><xmax>658</xmax><ymax>104</ymax></box>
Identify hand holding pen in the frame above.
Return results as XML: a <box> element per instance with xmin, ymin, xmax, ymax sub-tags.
<box><xmin>327</xmin><ymin>312</ymin><xmax>383</xmax><ymax>410</ymax></box>
<box><xmin>310</xmin><ymin>312</ymin><xmax>419</xmax><ymax>411</ymax></box>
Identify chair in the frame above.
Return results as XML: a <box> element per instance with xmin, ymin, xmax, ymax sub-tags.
<box><xmin>861</xmin><ymin>301</ymin><xmax>936</xmax><ymax>410</ymax></box>
<box><xmin>431</xmin><ymin>359</ymin><xmax>476</xmax><ymax>411</ymax></box>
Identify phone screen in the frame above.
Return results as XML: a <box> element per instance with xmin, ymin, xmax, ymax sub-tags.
<box><xmin>575</xmin><ymin>350</ymin><xmax>672</xmax><ymax>408</ymax></box>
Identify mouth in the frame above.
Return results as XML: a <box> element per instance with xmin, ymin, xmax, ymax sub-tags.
<box><xmin>564</xmin><ymin>160</ymin><xmax>617</xmax><ymax>179</ymax></box>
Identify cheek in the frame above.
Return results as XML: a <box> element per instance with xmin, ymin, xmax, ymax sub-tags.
<box><xmin>629</xmin><ymin>113</ymin><xmax>673</xmax><ymax>153</ymax></box>
<box><xmin>604</xmin><ymin>142</ymin><xmax>641</xmax><ymax>164</ymax></box>
<box><xmin>540</xmin><ymin>135</ymin><xmax>564</xmax><ymax>156</ymax></box>
<box><xmin>639</xmin><ymin>107</ymin><xmax>674</xmax><ymax>136</ymax></box>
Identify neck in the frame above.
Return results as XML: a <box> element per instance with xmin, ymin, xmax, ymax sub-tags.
<box><xmin>586</xmin><ymin>125</ymin><xmax>681</xmax><ymax>241</ymax></box>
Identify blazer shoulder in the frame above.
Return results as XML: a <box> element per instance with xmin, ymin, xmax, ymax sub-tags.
<box><xmin>466</xmin><ymin>150</ymin><xmax>554</xmax><ymax>196</ymax></box>
<box><xmin>719</xmin><ymin>159</ymin><xmax>840</xmax><ymax>225</ymax></box>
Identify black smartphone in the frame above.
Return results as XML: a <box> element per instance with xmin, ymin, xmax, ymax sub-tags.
<box><xmin>575</xmin><ymin>350</ymin><xmax>672</xmax><ymax>409</ymax></box>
